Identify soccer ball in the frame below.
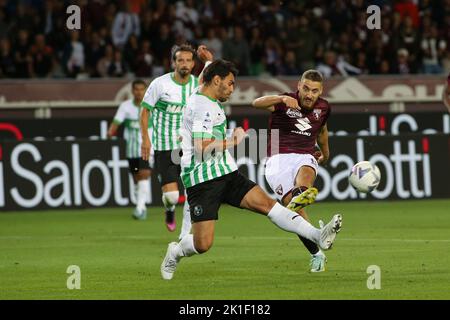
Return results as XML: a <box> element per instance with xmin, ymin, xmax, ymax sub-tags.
<box><xmin>348</xmin><ymin>161</ymin><xmax>381</xmax><ymax>193</ymax></box>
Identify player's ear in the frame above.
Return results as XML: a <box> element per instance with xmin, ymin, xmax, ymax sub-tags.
<box><xmin>213</xmin><ymin>75</ymin><xmax>221</xmax><ymax>86</ymax></box>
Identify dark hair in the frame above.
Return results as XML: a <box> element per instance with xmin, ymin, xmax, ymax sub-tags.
<box><xmin>301</xmin><ymin>70</ymin><xmax>324</xmax><ymax>83</ymax></box>
<box><xmin>171</xmin><ymin>44</ymin><xmax>196</xmax><ymax>61</ymax></box>
<box><xmin>203</xmin><ymin>59</ymin><xmax>238</xmax><ymax>85</ymax></box>
<box><xmin>132</xmin><ymin>79</ymin><xmax>147</xmax><ymax>89</ymax></box>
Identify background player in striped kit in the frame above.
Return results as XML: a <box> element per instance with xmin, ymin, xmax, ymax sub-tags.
<box><xmin>140</xmin><ymin>44</ymin><xmax>212</xmax><ymax>237</ymax></box>
<box><xmin>108</xmin><ymin>79</ymin><xmax>153</xmax><ymax>220</ymax></box>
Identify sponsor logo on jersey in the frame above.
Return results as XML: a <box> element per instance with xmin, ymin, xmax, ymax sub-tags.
<box><xmin>294</xmin><ymin>118</ymin><xmax>312</xmax><ymax>132</ymax></box>
<box><xmin>286</xmin><ymin>108</ymin><xmax>303</xmax><ymax>118</ymax></box>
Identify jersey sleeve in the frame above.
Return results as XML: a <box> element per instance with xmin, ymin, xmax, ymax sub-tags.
<box><xmin>141</xmin><ymin>78</ymin><xmax>160</xmax><ymax>110</ymax></box>
<box><xmin>192</xmin><ymin>105</ymin><xmax>214</xmax><ymax>139</ymax></box>
<box><xmin>112</xmin><ymin>102</ymin><xmax>127</xmax><ymax>125</ymax></box>
<box><xmin>273</xmin><ymin>92</ymin><xmax>293</xmax><ymax>112</ymax></box>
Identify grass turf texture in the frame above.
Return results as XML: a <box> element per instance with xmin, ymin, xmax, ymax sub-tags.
<box><xmin>1</xmin><ymin>200</ymin><xmax>450</xmax><ymax>300</ymax></box>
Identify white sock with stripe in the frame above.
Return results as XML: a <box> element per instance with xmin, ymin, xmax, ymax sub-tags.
<box><xmin>178</xmin><ymin>198</ymin><xmax>192</xmax><ymax>240</ymax></box>
<box><xmin>162</xmin><ymin>191</ymin><xmax>179</xmax><ymax>212</ymax></box>
<box><xmin>267</xmin><ymin>203</ymin><xmax>320</xmax><ymax>243</ymax></box>
<box><xmin>137</xmin><ymin>180</ymin><xmax>149</xmax><ymax>211</ymax></box>
<box><xmin>174</xmin><ymin>234</ymin><xmax>198</xmax><ymax>259</ymax></box>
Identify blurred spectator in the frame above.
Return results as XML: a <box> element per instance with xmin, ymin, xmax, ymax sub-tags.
<box><xmin>222</xmin><ymin>26</ymin><xmax>251</xmax><ymax>75</ymax></box>
<box><xmin>108</xmin><ymin>50</ymin><xmax>128</xmax><ymax>77</ymax></box>
<box><xmin>0</xmin><ymin>38</ymin><xmax>16</xmax><ymax>77</ymax></box>
<box><xmin>0</xmin><ymin>8</ymin><xmax>8</xmax><ymax>39</ymax></box>
<box><xmin>174</xmin><ymin>0</ymin><xmax>199</xmax><ymax>41</ymax></box>
<box><xmin>317</xmin><ymin>51</ymin><xmax>362</xmax><ymax>78</ymax></box>
<box><xmin>97</xmin><ymin>44</ymin><xmax>115</xmax><ymax>77</ymax></box>
<box><xmin>394</xmin><ymin>0</ymin><xmax>420</xmax><ymax>28</ymax></box>
<box><xmin>14</xmin><ymin>29</ymin><xmax>32</xmax><ymax>78</ymax></box>
<box><xmin>134</xmin><ymin>40</ymin><xmax>154</xmax><ymax>77</ymax></box>
<box><xmin>279</xmin><ymin>50</ymin><xmax>301</xmax><ymax>76</ymax></box>
<box><xmin>421</xmin><ymin>25</ymin><xmax>447</xmax><ymax>74</ymax></box>
<box><xmin>263</xmin><ymin>37</ymin><xmax>282</xmax><ymax>76</ymax></box>
<box><xmin>248</xmin><ymin>27</ymin><xmax>264</xmax><ymax>76</ymax></box>
<box><xmin>286</xmin><ymin>16</ymin><xmax>318</xmax><ymax>72</ymax></box>
<box><xmin>85</xmin><ymin>32</ymin><xmax>105</xmax><ymax>77</ymax></box>
<box><xmin>201</xmin><ymin>28</ymin><xmax>223</xmax><ymax>60</ymax></box>
<box><xmin>111</xmin><ymin>2</ymin><xmax>140</xmax><ymax>49</ymax></box>
<box><xmin>153</xmin><ymin>23</ymin><xmax>174</xmax><ymax>67</ymax></box>
<box><xmin>327</xmin><ymin>0</ymin><xmax>351</xmax><ymax>35</ymax></box>
<box><xmin>124</xmin><ymin>34</ymin><xmax>140</xmax><ymax>72</ymax></box>
<box><xmin>30</xmin><ymin>33</ymin><xmax>54</xmax><ymax>78</ymax></box>
<box><xmin>63</xmin><ymin>31</ymin><xmax>85</xmax><ymax>78</ymax></box>
<box><xmin>392</xmin><ymin>48</ymin><xmax>415</xmax><ymax>74</ymax></box>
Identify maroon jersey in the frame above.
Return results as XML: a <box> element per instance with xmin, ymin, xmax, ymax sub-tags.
<box><xmin>268</xmin><ymin>91</ymin><xmax>330</xmax><ymax>156</ymax></box>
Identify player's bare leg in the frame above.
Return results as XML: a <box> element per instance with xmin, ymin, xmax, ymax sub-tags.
<box><xmin>162</xmin><ymin>182</ymin><xmax>179</xmax><ymax>232</ymax></box>
<box><xmin>161</xmin><ymin>220</ymin><xmax>214</xmax><ymax>280</ymax></box>
<box><xmin>132</xmin><ymin>169</ymin><xmax>151</xmax><ymax>220</ymax></box>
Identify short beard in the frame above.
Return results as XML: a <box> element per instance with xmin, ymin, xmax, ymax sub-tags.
<box><xmin>178</xmin><ymin>69</ymin><xmax>190</xmax><ymax>78</ymax></box>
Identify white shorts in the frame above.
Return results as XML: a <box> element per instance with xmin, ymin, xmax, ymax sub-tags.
<box><xmin>265</xmin><ymin>153</ymin><xmax>318</xmax><ymax>201</ymax></box>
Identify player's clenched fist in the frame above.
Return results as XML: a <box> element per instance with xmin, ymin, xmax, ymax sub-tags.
<box><xmin>197</xmin><ymin>45</ymin><xmax>213</xmax><ymax>63</ymax></box>
<box><xmin>281</xmin><ymin>96</ymin><xmax>300</xmax><ymax>109</ymax></box>
<box><xmin>232</xmin><ymin>127</ymin><xmax>246</xmax><ymax>146</ymax></box>
<box><xmin>141</xmin><ymin>136</ymin><xmax>151</xmax><ymax>161</ymax></box>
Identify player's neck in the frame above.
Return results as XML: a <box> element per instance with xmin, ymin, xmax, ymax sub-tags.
<box><xmin>173</xmin><ymin>71</ymin><xmax>190</xmax><ymax>85</ymax></box>
<box><xmin>133</xmin><ymin>98</ymin><xmax>140</xmax><ymax>106</ymax></box>
<box><xmin>199</xmin><ymin>86</ymin><xmax>218</xmax><ymax>101</ymax></box>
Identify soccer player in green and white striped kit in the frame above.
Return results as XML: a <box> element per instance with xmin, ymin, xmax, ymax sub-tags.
<box><xmin>108</xmin><ymin>79</ymin><xmax>153</xmax><ymax>220</ymax></box>
<box><xmin>140</xmin><ymin>44</ymin><xmax>212</xmax><ymax>237</ymax></box>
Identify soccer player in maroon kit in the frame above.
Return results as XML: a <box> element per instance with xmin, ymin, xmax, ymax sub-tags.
<box><xmin>252</xmin><ymin>70</ymin><xmax>335</xmax><ymax>272</ymax></box>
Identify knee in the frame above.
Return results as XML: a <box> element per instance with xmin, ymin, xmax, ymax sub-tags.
<box><xmin>194</xmin><ymin>238</ymin><xmax>214</xmax><ymax>254</ymax></box>
<box><xmin>162</xmin><ymin>191</ymin><xmax>179</xmax><ymax>205</ymax></box>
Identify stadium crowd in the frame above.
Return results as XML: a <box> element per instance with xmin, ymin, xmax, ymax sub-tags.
<box><xmin>0</xmin><ymin>0</ymin><xmax>449</xmax><ymax>79</ymax></box>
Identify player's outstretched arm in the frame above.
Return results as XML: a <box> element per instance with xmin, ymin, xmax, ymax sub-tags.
<box><xmin>252</xmin><ymin>95</ymin><xmax>299</xmax><ymax>112</ymax></box>
<box><xmin>197</xmin><ymin>45</ymin><xmax>214</xmax><ymax>85</ymax></box>
<box><xmin>316</xmin><ymin>124</ymin><xmax>330</xmax><ymax>165</ymax></box>
<box><xmin>194</xmin><ymin>127</ymin><xmax>246</xmax><ymax>159</ymax></box>
<box><xmin>140</xmin><ymin>107</ymin><xmax>152</xmax><ymax>161</ymax></box>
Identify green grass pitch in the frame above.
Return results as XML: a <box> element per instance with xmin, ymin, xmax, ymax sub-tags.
<box><xmin>1</xmin><ymin>200</ymin><xmax>450</xmax><ymax>300</ymax></box>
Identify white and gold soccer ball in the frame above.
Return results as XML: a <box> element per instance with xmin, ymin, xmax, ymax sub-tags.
<box><xmin>348</xmin><ymin>161</ymin><xmax>381</xmax><ymax>193</ymax></box>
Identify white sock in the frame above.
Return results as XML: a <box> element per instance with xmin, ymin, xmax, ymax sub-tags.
<box><xmin>313</xmin><ymin>249</ymin><xmax>325</xmax><ymax>257</ymax></box>
<box><xmin>174</xmin><ymin>234</ymin><xmax>198</xmax><ymax>259</ymax></box>
<box><xmin>178</xmin><ymin>199</ymin><xmax>192</xmax><ymax>240</ymax></box>
<box><xmin>162</xmin><ymin>191</ymin><xmax>179</xmax><ymax>212</ymax></box>
<box><xmin>137</xmin><ymin>180</ymin><xmax>149</xmax><ymax>211</ymax></box>
<box><xmin>133</xmin><ymin>183</ymin><xmax>139</xmax><ymax>204</ymax></box>
<box><xmin>267</xmin><ymin>203</ymin><xmax>320</xmax><ymax>243</ymax></box>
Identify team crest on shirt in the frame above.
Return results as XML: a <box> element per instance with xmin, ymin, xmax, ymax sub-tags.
<box><xmin>313</xmin><ymin>109</ymin><xmax>322</xmax><ymax>120</ymax></box>
<box><xmin>286</xmin><ymin>108</ymin><xmax>302</xmax><ymax>118</ymax></box>
<box><xmin>275</xmin><ymin>184</ymin><xmax>283</xmax><ymax>196</ymax></box>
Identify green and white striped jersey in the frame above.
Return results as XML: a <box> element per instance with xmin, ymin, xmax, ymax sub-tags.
<box><xmin>113</xmin><ymin>99</ymin><xmax>152</xmax><ymax>159</ymax></box>
<box><xmin>180</xmin><ymin>92</ymin><xmax>238</xmax><ymax>188</ymax></box>
<box><xmin>141</xmin><ymin>72</ymin><xmax>199</xmax><ymax>151</ymax></box>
